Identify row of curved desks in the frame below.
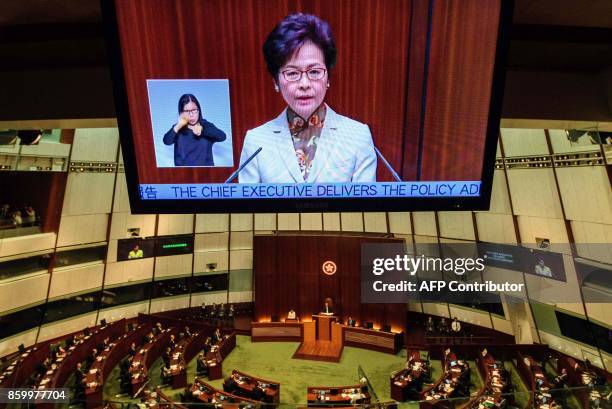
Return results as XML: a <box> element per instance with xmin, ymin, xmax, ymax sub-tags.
<box><xmin>85</xmin><ymin>323</ymin><xmax>151</xmax><ymax>408</ymax></box>
<box><xmin>206</xmin><ymin>332</ymin><xmax>237</xmax><ymax>380</ymax></box>
<box><xmin>516</xmin><ymin>353</ymin><xmax>558</xmax><ymax>409</ymax></box>
<box><xmin>168</xmin><ymin>329</ymin><xmax>205</xmax><ymax>388</ymax></box>
<box><xmin>419</xmin><ymin>351</ymin><xmax>470</xmax><ymax>408</ymax></box>
<box><xmin>307</xmin><ymin>384</ymin><xmax>370</xmax><ymax>407</ymax></box>
<box><xmin>191</xmin><ymin>377</ymin><xmax>262</xmax><ymax>407</ymax></box>
<box><xmin>130</xmin><ymin>327</ymin><xmax>178</xmax><ymax>395</ymax></box>
<box><xmin>0</xmin><ymin>343</ymin><xmax>49</xmax><ymax>389</ymax></box>
<box><xmin>36</xmin><ymin>320</ymin><xmax>125</xmax><ymax>409</ymax></box>
<box><xmin>225</xmin><ymin>369</ymin><xmax>280</xmax><ymax>403</ymax></box>
<box><xmin>463</xmin><ymin>352</ymin><xmax>508</xmax><ymax>409</ymax></box>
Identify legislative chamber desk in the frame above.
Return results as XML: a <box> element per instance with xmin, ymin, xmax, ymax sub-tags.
<box><xmin>226</xmin><ymin>369</ymin><xmax>280</xmax><ymax>404</ymax></box>
<box><xmin>205</xmin><ymin>332</ymin><xmax>236</xmax><ymax>380</ymax></box>
<box><xmin>390</xmin><ymin>351</ymin><xmax>427</xmax><ymax>402</ymax></box>
<box><xmin>0</xmin><ymin>344</ymin><xmax>49</xmax><ymax>389</ymax></box>
<box><xmin>85</xmin><ymin>323</ymin><xmax>150</xmax><ymax>408</ymax></box>
<box><xmin>191</xmin><ymin>378</ymin><xmax>261</xmax><ymax>407</ymax></box>
<box><xmin>168</xmin><ymin>330</ymin><xmax>205</xmax><ymax>388</ymax></box>
<box><xmin>307</xmin><ymin>385</ymin><xmax>370</xmax><ymax>407</ymax></box>
<box><xmin>130</xmin><ymin>327</ymin><xmax>177</xmax><ymax>395</ymax></box>
<box><xmin>251</xmin><ymin>322</ymin><xmax>401</xmax><ymax>354</ymax></box>
<box><xmin>419</xmin><ymin>351</ymin><xmax>470</xmax><ymax>409</ymax></box>
<box><xmin>37</xmin><ymin>321</ymin><xmax>125</xmax><ymax>409</ymax></box>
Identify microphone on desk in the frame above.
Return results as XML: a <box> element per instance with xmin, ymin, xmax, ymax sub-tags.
<box><xmin>224</xmin><ymin>147</ymin><xmax>263</xmax><ymax>183</ymax></box>
<box><xmin>374</xmin><ymin>146</ymin><xmax>403</xmax><ymax>182</ymax></box>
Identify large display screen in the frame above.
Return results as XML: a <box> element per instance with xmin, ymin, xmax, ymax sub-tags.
<box><xmin>102</xmin><ymin>0</ymin><xmax>513</xmax><ymax>213</ymax></box>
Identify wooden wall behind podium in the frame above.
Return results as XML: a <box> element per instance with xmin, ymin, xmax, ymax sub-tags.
<box><xmin>253</xmin><ymin>233</ymin><xmax>406</xmax><ymax>332</ymax></box>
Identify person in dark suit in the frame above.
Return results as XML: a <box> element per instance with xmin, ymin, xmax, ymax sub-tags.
<box><xmin>224</xmin><ymin>376</ymin><xmax>239</xmax><ymax>394</ymax></box>
<box><xmin>128</xmin><ymin>342</ymin><xmax>137</xmax><ymax>357</ymax></box>
<box><xmin>65</xmin><ymin>336</ymin><xmax>74</xmax><ymax>348</ymax></box>
<box><xmin>162</xmin><ymin>347</ymin><xmax>172</xmax><ymax>368</ymax></box>
<box><xmin>347</xmin><ymin>316</ymin><xmax>356</xmax><ymax>327</ymax></box>
<box><xmin>161</xmin><ymin>361</ymin><xmax>172</xmax><ymax>384</ymax></box>
<box><xmin>169</xmin><ymin>334</ymin><xmax>177</xmax><ymax>351</ymax></box>
<box><xmin>425</xmin><ymin>316</ymin><xmax>435</xmax><ymax>334</ymax></box>
<box><xmin>212</xmin><ymin>328</ymin><xmax>222</xmax><ymax>344</ymax></box>
<box><xmin>252</xmin><ymin>385</ymin><xmax>265</xmax><ymax>401</ymax></box>
<box><xmin>218</xmin><ymin>303</ymin><xmax>226</xmax><ymax>319</ymax></box>
<box><xmin>184</xmin><ymin>326</ymin><xmax>192</xmax><ymax>338</ymax></box>
<box><xmin>196</xmin><ymin>353</ymin><xmax>209</xmax><ymax>376</ymax></box>
<box><xmin>163</xmin><ymin>94</ymin><xmax>227</xmax><ymax>166</ymax></box>
<box><xmin>203</xmin><ymin>337</ymin><xmax>212</xmax><ymax>354</ymax></box>
<box><xmin>437</xmin><ymin>318</ymin><xmax>449</xmax><ymax>335</ymax></box>
<box><xmin>75</xmin><ymin>362</ymin><xmax>85</xmax><ymax>381</ymax></box>
<box><xmin>86</xmin><ymin>348</ymin><xmax>98</xmax><ymax>369</ymax></box>
<box><xmin>153</xmin><ymin>322</ymin><xmax>163</xmax><ymax>336</ymax></box>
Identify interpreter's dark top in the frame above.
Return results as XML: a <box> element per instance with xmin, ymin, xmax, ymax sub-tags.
<box><xmin>163</xmin><ymin>119</ymin><xmax>226</xmax><ymax>166</ymax></box>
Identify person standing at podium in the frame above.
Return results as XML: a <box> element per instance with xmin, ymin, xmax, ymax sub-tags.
<box><xmin>323</xmin><ymin>301</ymin><xmax>332</xmax><ymax>315</ymax></box>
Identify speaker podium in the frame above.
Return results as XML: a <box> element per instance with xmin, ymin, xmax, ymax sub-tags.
<box><xmin>294</xmin><ymin>314</ymin><xmax>343</xmax><ymax>362</ymax></box>
<box><xmin>313</xmin><ymin>314</ymin><xmax>336</xmax><ymax>341</ymax></box>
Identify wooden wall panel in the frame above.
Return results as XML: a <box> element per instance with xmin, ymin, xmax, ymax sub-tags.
<box><xmin>254</xmin><ymin>233</ymin><xmax>406</xmax><ymax>330</ymax></box>
<box><xmin>420</xmin><ymin>0</ymin><xmax>500</xmax><ymax>180</ymax></box>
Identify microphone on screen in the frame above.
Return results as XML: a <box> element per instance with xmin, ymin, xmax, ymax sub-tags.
<box><xmin>374</xmin><ymin>146</ymin><xmax>403</xmax><ymax>182</ymax></box>
<box><xmin>224</xmin><ymin>147</ymin><xmax>263</xmax><ymax>183</ymax></box>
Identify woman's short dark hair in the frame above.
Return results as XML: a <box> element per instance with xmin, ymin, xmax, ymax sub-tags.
<box><xmin>263</xmin><ymin>13</ymin><xmax>337</xmax><ymax>81</ymax></box>
<box><xmin>177</xmin><ymin>94</ymin><xmax>203</xmax><ymax>125</ymax></box>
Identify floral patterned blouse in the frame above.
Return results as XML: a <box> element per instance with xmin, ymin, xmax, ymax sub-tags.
<box><xmin>287</xmin><ymin>104</ymin><xmax>326</xmax><ymax>181</ymax></box>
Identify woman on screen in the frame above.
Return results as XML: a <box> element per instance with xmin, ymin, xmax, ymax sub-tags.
<box><xmin>163</xmin><ymin>94</ymin><xmax>226</xmax><ymax>166</ymax></box>
<box><xmin>238</xmin><ymin>14</ymin><xmax>377</xmax><ymax>183</ymax></box>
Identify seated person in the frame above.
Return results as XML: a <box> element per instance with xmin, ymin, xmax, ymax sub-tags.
<box><xmin>196</xmin><ymin>353</ymin><xmax>208</xmax><ymax>375</ymax></box>
<box><xmin>161</xmin><ymin>363</ymin><xmax>172</xmax><ymax>384</ymax></box>
<box><xmin>85</xmin><ymin>348</ymin><xmax>98</xmax><ymax>369</ymax></box>
<box><xmin>228</xmin><ymin>304</ymin><xmax>235</xmax><ymax>318</ymax></box>
<box><xmin>203</xmin><ymin>337</ymin><xmax>212</xmax><ymax>354</ymax></box>
<box><xmin>212</xmin><ymin>328</ymin><xmax>222</xmax><ymax>344</ymax></box>
<box><xmin>169</xmin><ymin>334</ymin><xmax>177</xmax><ymax>351</ymax></box>
<box><xmin>65</xmin><ymin>336</ymin><xmax>74</xmax><ymax>348</ymax></box>
<box><xmin>184</xmin><ymin>326</ymin><xmax>192</xmax><ymax>338</ymax></box>
<box><xmin>224</xmin><ymin>376</ymin><xmax>239</xmax><ymax>394</ymax></box>
<box><xmin>128</xmin><ymin>342</ymin><xmax>137</xmax><ymax>357</ymax></box>
<box><xmin>552</xmin><ymin>368</ymin><xmax>568</xmax><ymax>388</ymax></box>
<box><xmin>153</xmin><ymin>322</ymin><xmax>163</xmax><ymax>335</ymax></box>
<box><xmin>287</xmin><ymin>309</ymin><xmax>297</xmax><ymax>320</ymax></box>
<box><xmin>346</xmin><ymin>316</ymin><xmax>356</xmax><ymax>326</ymax></box>
<box><xmin>55</xmin><ymin>346</ymin><xmax>67</xmax><ymax>359</ymax></box>
<box><xmin>162</xmin><ymin>347</ymin><xmax>172</xmax><ymax>368</ymax></box>
<box><xmin>252</xmin><ymin>385</ymin><xmax>265</xmax><ymax>401</ymax></box>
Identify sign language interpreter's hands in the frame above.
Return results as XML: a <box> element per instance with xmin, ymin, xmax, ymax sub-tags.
<box><xmin>173</xmin><ymin>113</ymin><xmax>190</xmax><ymax>133</ymax></box>
<box><xmin>190</xmin><ymin>123</ymin><xmax>203</xmax><ymax>136</ymax></box>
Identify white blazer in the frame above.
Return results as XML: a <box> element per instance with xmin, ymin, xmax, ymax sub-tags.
<box><xmin>238</xmin><ymin>106</ymin><xmax>377</xmax><ymax>183</ymax></box>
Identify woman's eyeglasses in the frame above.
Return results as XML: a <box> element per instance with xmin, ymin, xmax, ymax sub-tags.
<box><xmin>280</xmin><ymin>67</ymin><xmax>327</xmax><ymax>82</ymax></box>
<box><xmin>182</xmin><ymin>108</ymin><xmax>199</xmax><ymax>115</ymax></box>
